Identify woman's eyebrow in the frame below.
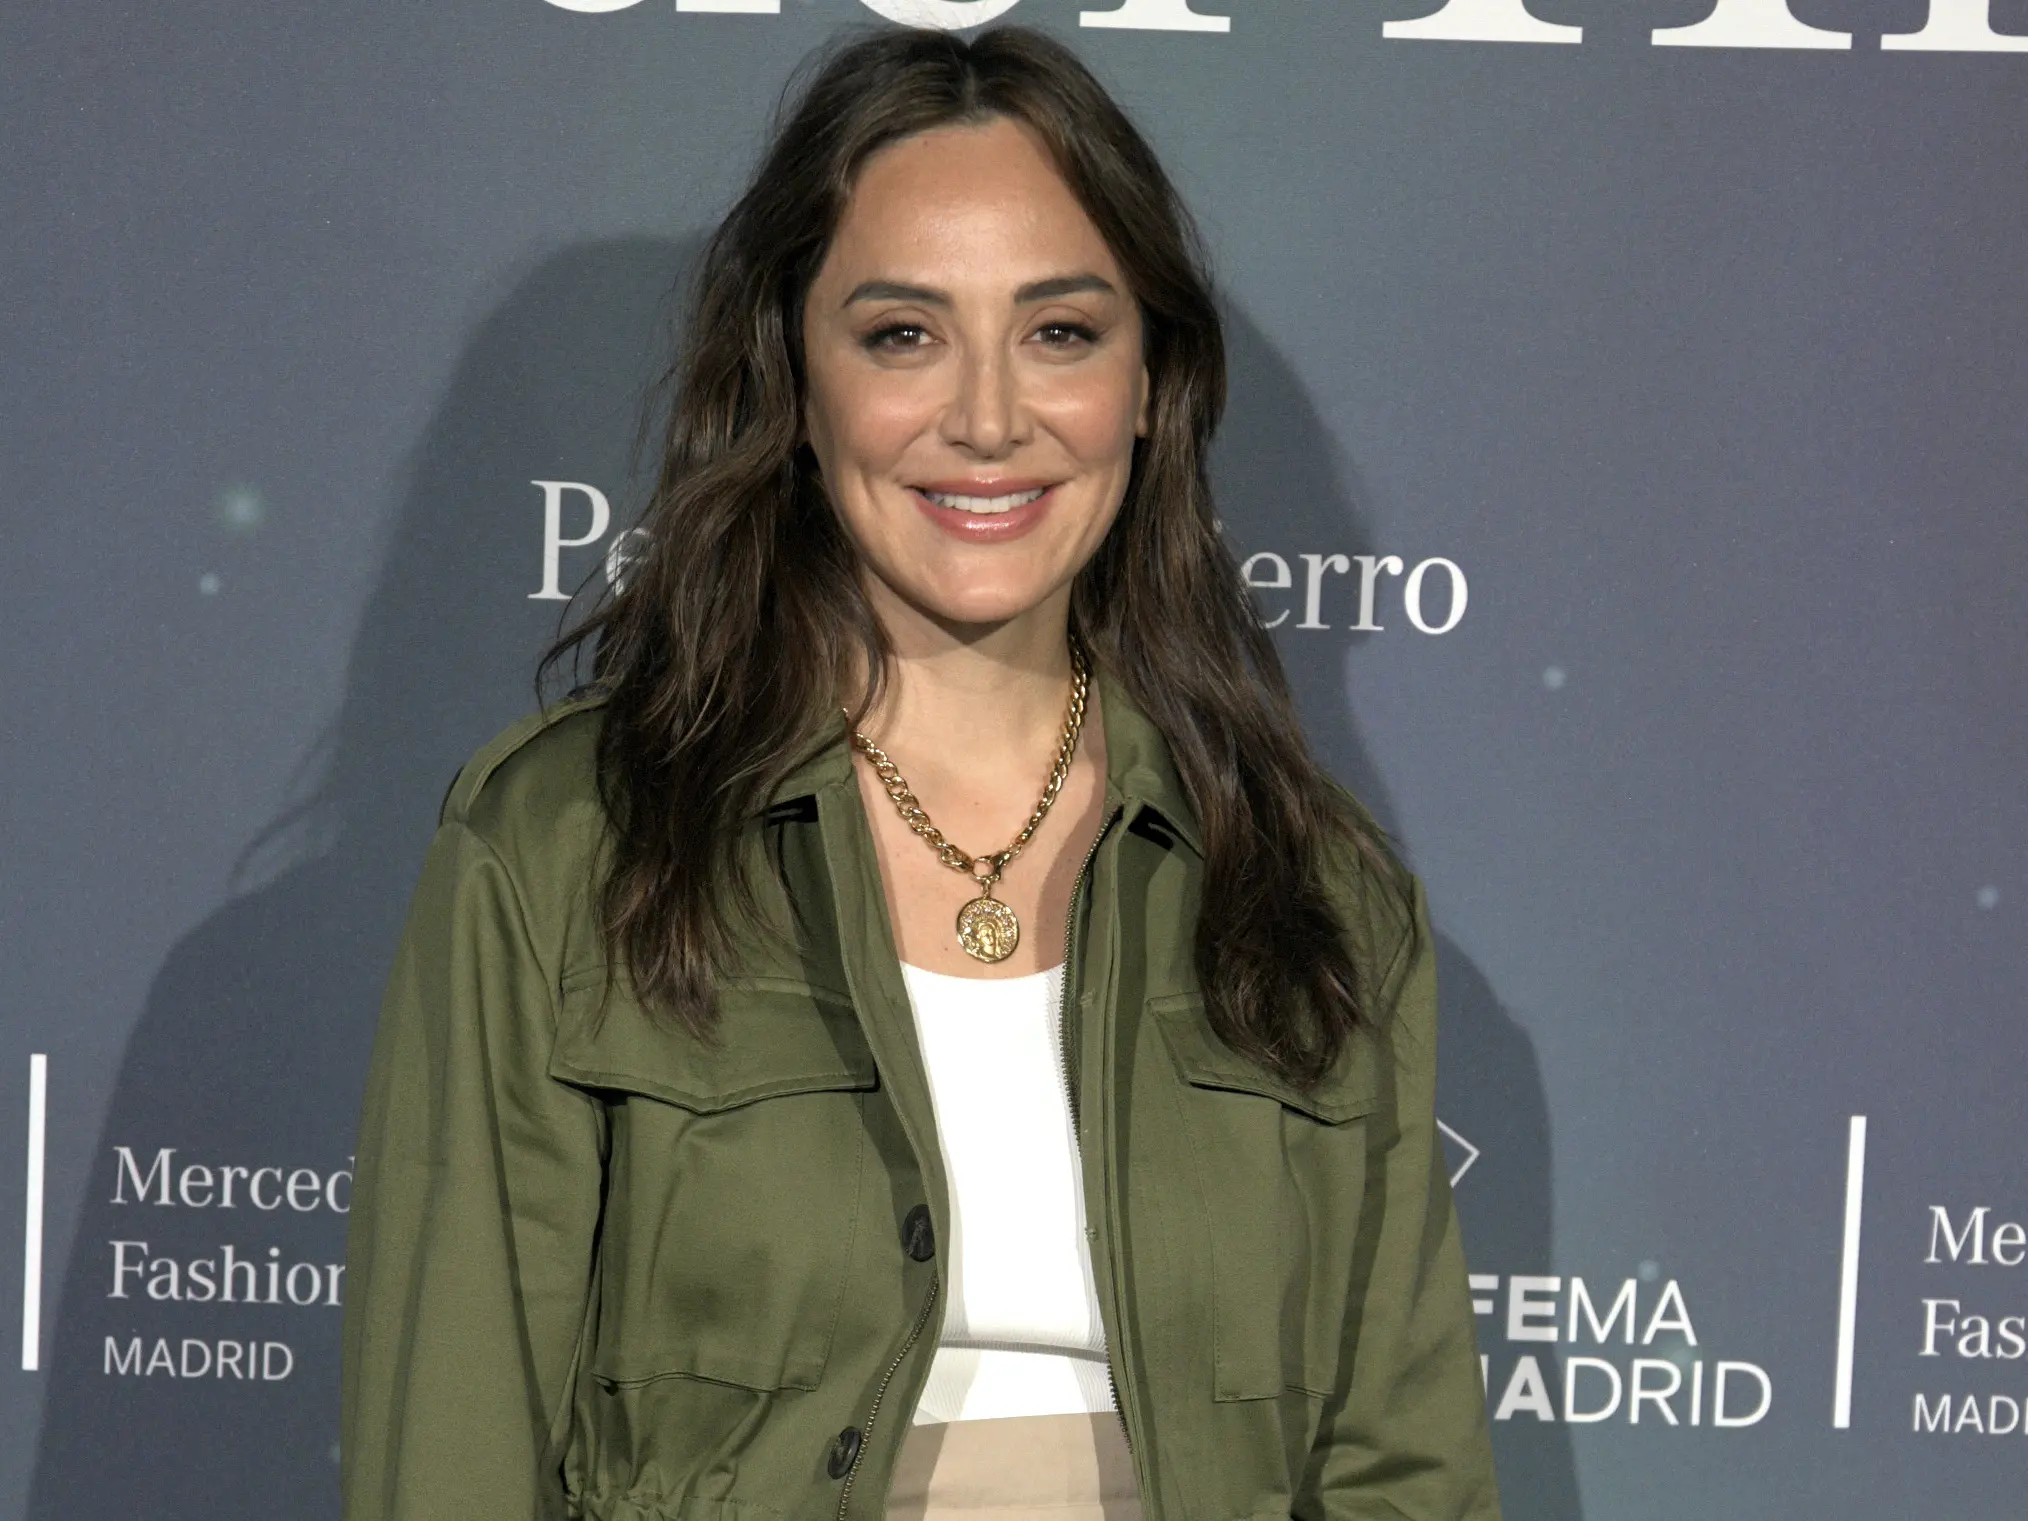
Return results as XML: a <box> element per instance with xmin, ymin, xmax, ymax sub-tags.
<box><xmin>1016</xmin><ymin>273</ymin><xmax>1116</xmax><ymax>302</ymax></box>
<box><xmin>842</xmin><ymin>273</ymin><xmax>1119</xmax><ymax>308</ymax></box>
<box><xmin>844</xmin><ymin>279</ymin><xmax>945</xmax><ymax>307</ymax></box>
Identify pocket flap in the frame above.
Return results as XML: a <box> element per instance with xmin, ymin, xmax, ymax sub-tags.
<box><xmin>550</xmin><ymin>968</ymin><xmax>878</xmax><ymax>1112</ymax></box>
<box><xmin>1148</xmin><ymin>993</ymin><xmax>1378</xmax><ymax>1124</ymax></box>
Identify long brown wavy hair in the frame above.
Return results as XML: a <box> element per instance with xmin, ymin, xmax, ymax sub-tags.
<box><xmin>542</xmin><ymin>24</ymin><xmax>1398</xmax><ymax>1088</ymax></box>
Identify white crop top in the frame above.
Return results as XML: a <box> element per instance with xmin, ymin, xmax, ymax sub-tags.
<box><xmin>897</xmin><ymin>961</ymin><xmax>1117</xmax><ymax>1425</ymax></box>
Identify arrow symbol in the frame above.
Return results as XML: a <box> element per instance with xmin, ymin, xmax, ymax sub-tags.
<box><xmin>1437</xmin><ymin>1118</ymin><xmax>1479</xmax><ymax>1188</ymax></box>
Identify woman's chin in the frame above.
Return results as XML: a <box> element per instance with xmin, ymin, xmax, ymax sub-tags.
<box><xmin>893</xmin><ymin>580</ymin><xmax>1071</xmax><ymax>633</ymax></box>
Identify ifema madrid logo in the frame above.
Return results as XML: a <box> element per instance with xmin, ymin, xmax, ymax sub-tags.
<box><xmin>537</xmin><ymin>0</ymin><xmax>2028</xmax><ymax>52</ymax></box>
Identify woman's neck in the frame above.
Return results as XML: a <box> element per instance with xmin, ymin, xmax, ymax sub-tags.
<box><xmin>852</xmin><ymin>588</ymin><xmax>1083</xmax><ymax>800</ymax></box>
<box><xmin>846</xmin><ymin>579</ymin><xmax>1108</xmax><ymax>979</ymax></box>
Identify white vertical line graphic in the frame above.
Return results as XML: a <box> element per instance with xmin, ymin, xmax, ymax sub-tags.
<box><xmin>1832</xmin><ymin>1113</ymin><xmax>1867</xmax><ymax>1429</ymax></box>
<box><xmin>21</xmin><ymin>1054</ymin><xmax>49</xmax><ymax>1372</ymax></box>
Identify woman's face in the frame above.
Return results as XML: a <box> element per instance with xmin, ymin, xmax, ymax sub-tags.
<box><xmin>800</xmin><ymin>115</ymin><xmax>1149</xmax><ymax>634</ymax></box>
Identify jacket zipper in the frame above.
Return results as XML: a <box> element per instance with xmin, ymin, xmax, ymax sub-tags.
<box><xmin>1055</xmin><ymin>807</ymin><xmax>1141</xmax><ymax>1463</ymax></box>
<box><xmin>835</xmin><ymin>1274</ymin><xmax>940</xmax><ymax>1521</ymax></box>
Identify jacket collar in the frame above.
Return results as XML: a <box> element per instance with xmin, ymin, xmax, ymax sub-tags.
<box><xmin>766</xmin><ymin>664</ymin><xmax>1204</xmax><ymax>857</ymax></box>
<box><xmin>1093</xmin><ymin>667</ymin><xmax>1202</xmax><ymax>856</ymax></box>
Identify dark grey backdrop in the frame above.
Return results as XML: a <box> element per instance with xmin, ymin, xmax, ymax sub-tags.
<box><xmin>5</xmin><ymin>2</ymin><xmax>2024</xmax><ymax>1517</ymax></box>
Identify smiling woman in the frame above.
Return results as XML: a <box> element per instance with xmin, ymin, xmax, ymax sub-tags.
<box><xmin>340</xmin><ymin>23</ymin><xmax>1501</xmax><ymax>1521</ymax></box>
<box><xmin>803</xmin><ymin>126</ymin><xmax>1147</xmax><ymax>607</ymax></box>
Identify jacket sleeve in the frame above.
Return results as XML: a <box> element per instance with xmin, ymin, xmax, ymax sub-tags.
<box><xmin>340</xmin><ymin>818</ymin><xmax>606</xmax><ymax>1521</ymax></box>
<box><xmin>1303</xmin><ymin>873</ymin><xmax>1501</xmax><ymax>1520</ymax></box>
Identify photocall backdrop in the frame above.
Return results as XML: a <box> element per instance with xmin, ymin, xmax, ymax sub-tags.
<box><xmin>4</xmin><ymin>2</ymin><xmax>2024</xmax><ymax>1516</ymax></box>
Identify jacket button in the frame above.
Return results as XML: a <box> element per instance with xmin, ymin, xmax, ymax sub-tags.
<box><xmin>901</xmin><ymin>1204</ymin><xmax>936</xmax><ymax>1262</ymax></box>
<box><xmin>826</xmin><ymin>1425</ymin><xmax>862</xmax><ymax>1479</ymax></box>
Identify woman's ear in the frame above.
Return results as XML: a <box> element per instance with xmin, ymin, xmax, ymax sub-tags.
<box><xmin>1135</xmin><ymin>361</ymin><xmax>1151</xmax><ymax>437</ymax></box>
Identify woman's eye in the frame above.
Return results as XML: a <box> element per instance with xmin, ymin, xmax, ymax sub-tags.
<box><xmin>863</xmin><ymin>323</ymin><xmax>929</xmax><ymax>352</ymax></box>
<box><xmin>1035</xmin><ymin>322</ymin><xmax>1099</xmax><ymax>349</ymax></box>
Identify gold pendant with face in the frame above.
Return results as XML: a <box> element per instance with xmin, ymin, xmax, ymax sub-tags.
<box><xmin>956</xmin><ymin>895</ymin><xmax>1020</xmax><ymax>963</ymax></box>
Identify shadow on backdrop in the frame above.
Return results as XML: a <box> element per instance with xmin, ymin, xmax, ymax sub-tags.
<box><xmin>1214</xmin><ymin>311</ymin><xmax>1580</xmax><ymax>1521</ymax></box>
<box><xmin>28</xmin><ymin>235</ymin><xmax>692</xmax><ymax>1520</ymax></box>
<box><xmin>31</xmin><ymin>256</ymin><xmax>1575</xmax><ymax>1521</ymax></box>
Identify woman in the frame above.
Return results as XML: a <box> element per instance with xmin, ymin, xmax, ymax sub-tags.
<box><xmin>340</xmin><ymin>24</ymin><xmax>1499</xmax><ymax>1521</ymax></box>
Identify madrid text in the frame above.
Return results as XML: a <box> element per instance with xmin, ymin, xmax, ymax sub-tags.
<box><xmin>100</xmin><ymin>1145</ymin><xmax>350</xmax><ymax>1384</ymax></box>
<box><xmin>1912</xmin><ymin>1202</ymin><xmax>2028</xmax><ymax>1437</ymax></box>
<box><xmin>1469</xmin><ymin>1272</ymin><xmax>1771</xmax><ymax>1429</ymax></box>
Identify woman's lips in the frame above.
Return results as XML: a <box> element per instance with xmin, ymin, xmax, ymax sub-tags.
<box><xmin>909</xmin><ymin>484</ymin><xmax>1056</xmax><ymax>543</ymax></box>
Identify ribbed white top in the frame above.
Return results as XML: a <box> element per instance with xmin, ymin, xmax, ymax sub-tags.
<box><xmin>898</xmin><ymin>960</ymin><xmax>1116</xmax><ymax>1425</ymax></box>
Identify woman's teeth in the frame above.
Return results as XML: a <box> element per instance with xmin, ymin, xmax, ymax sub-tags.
<box><xmin>920</xmin><ymin>486</ymin><xmax>1048</xmax><ymax>515</ymax></box>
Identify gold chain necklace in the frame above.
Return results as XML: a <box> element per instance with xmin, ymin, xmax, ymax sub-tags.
<box><xmin>848</xmin><ymin>644</ymin><xmax>1089</xmax><ymax>964</ymax></box>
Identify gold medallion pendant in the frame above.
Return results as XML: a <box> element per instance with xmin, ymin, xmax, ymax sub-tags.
<box><xmin>848</xmin><ymin>641</ymin><xmax>1090</xmax><ymax>964</ymax></box>
<box><xmin>955</xmin><ymin>893</ymin><xmax>1020</xmax><ymax>963</ymax></box>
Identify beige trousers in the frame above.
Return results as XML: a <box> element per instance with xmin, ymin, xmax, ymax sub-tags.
<box><xmin>884</xmin><ymin>1413</ymin><xmax>1143</xmax><ymax>1520</ymax></box>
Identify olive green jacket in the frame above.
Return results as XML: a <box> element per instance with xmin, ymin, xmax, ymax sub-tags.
<box><xmin>339</xmin><ymin>675</ymin><xmax>1500</xmax><ymax>1521</ymax></box>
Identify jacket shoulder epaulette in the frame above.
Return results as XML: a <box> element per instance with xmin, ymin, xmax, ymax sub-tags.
<box><xmin>439</xmin><ymin>689</ymin><xmax>609</xmax><ymax>828</ymax></box>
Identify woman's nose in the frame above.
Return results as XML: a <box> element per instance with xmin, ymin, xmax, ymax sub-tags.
<box><xmin>939</xmin><ymin>344</ymin><xmax>1027</xmax><ymax>458</ymax></box>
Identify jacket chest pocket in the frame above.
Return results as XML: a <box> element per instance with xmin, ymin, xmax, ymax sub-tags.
<box><xmin>551</xmin><ymin>970</ymin><xmax>878</xmax><ymax>1394</ymax></box>
<box><xmin>1148</xmin><ymin>993</ymin><xmax>1379</xmax><ymax>1403</ymax></box>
